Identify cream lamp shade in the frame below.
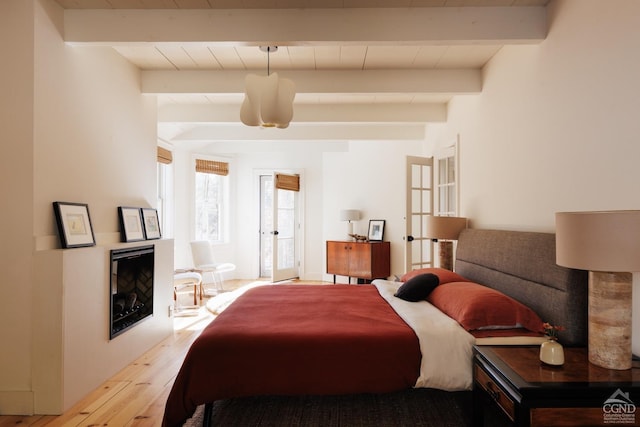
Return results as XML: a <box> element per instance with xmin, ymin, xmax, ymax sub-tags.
<box><xmin>556</xmin><ymin>210</ymin><xmax>640</xmax><ymax>272</ymax></box>
<box><xmin>555</xmin><ymin>210</ymin><xmax>640</xmax><ymax>370</ymax></box>
<box><xmin>340</xmin><ymin>210</ymin><xmax>361</xmax><ymax>222</ymax></box>
<box><xmin>425</xmin><ymin>216</ymin><xmax>468</xmax><ymax>241</ymax></box>
<box><xmin>425</xmin><ymin>216</ymin><xmax>468</xmax><ymax>271</ymax></box>
<box><xmin>340</xmin><ymin>210</ymin><xmax>361</xmax><ymax>237</ymax></box>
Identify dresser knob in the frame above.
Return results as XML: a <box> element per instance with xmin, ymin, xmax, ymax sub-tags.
<box><xmin>486</xmin><ymin>381</ymin><xmax>501</xmax><ymax>401</ymax></box>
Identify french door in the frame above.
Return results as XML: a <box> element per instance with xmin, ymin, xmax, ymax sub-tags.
<box><xmin>259</xmin><ymin>173</ymin><xmax>300</xmax><ymax>282</ymax></box>
<box><xmin>405</xmin><ymin>156</ymin><xmax>434</xmax><ymax>273</ymax></box>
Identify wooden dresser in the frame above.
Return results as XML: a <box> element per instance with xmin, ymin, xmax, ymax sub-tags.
<box><xmin>326</xmin><ymin>240</ymin><xmax>390</xmax><ymax>284</ymax></box>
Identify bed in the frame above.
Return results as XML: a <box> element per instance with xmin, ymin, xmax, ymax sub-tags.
<box><xmin>162</xmin><ymin>229</ymin><xmax>588</xmax><ymax>427</ymax></box>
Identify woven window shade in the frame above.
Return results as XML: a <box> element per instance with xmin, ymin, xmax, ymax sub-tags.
<box><xmin>157</xmin><ymin>147</ymin><xmax>172</xmax><ymax>164</ymax></box>
<box><xmin>195</xmin><ymin>159</ymin><xmax>229</xmax><ymax>176</ymax></box>
<box><xmin>275</xmin><ymin>173</ymin><xmax>300</xmax><ymax>192</ymax></box>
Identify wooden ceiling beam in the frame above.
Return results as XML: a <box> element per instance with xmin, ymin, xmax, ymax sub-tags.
<box><xmin>143</xmin><ymin>69</ymin><xmax>481</xmax><ymax>95</ymax></box>
<box><xmin>63</xmin><ymin>7</ymin><xmax>546</xmax><ymax>46</ymax></box>
<box><xmin>167</xmin><ymin>123</ymin><xmax>428</xmax><ymax>141</ymax></box>
<box><xmin>158</xmin><ymin>103</ymin><xmax>447</xmax><ymax>123</ymax></box>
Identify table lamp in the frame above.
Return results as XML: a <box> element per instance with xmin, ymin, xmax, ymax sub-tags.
<box><xmin>556</xmin><ymin>210</ymin><xmax>640</xmax><ymax>370</ymax></box>
<box><xmin>425</xmin><ymin>215</ymin><xmax>468</xmax><ymax>271</ymax></box>
<box><xmin>340</xmin><ymin>209</ymin><xmax>361</xmax><ymax>238</ymax></box>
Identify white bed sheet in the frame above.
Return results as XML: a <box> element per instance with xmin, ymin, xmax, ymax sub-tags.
<box><xmin>373</xmin><ymin>279</ymin><xmax>476</xmax><ymax>391</ymax></box>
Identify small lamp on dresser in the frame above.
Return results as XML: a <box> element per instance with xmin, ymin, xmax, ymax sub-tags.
<box><xmin>556</xmin><ymin>210</ymin><xmax>640</xmax><ymax>370</ymax></box>
<box><xmin>340</xmin><ymin>209</ymin><xmax>361</xmax><ymax>239</ymax></box>
<box><xmin>425</xmin><ymin>215</ymin><xmax>468</xmax><ymax>271</ymax></box>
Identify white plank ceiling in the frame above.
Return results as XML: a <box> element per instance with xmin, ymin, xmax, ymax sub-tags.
<box><xmin>55</xmin><ymin>0</ymin><xmax>550</xmax><ymax>145</ymax></box>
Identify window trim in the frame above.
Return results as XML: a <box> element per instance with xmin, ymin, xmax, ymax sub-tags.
<box><xmin>192</xmin><ymin>155</ymin><xmax>231</xmax><ymax>244</ymax></box>
<box><xmin>434</xmin><ymin>138</ymin><xmax>459</xmax><ymax>217</ymax></box>
<box><xmin>156</xmin><ymin>145</ymin><xmax>174</xmax><ymax>239</ymax></box>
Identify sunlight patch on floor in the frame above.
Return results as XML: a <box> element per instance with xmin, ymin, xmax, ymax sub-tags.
<box><xmin>172</xmin><ymin>307</ymin><xmax>214</xmax><ymax>332</ymax></box>
<box><xmin>205</xmin><ymin>280</ymin><xmax>271</xmax><ymax>314</ymax></box>
<box><xmin>173</xmin><ymin>280</ymin><xmax>268</xmax><ymax>331</ymax></box>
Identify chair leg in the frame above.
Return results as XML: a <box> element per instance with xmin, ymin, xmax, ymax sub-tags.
<box><xmin>214</xmin><ymin>272</ymin><xmax>225</xmax><ymax>291</ymax></box>
<box><xmin>212</xmin><ymin>271</ymin><xmax>219</xmax><ymax>289</ymax></box>
<box><xmin>174</xmin><ymin>271</ymin><xmax>203</xmax><ymax>311</ymax></box>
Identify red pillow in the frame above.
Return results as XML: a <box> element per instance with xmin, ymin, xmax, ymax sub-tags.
<box><xmin>427</xmin><ymin>281</ymin><xmax>544</xmax><ymax>333</ymax></box>
<box><xmin>400</xmin><ymin>268</ymin><xmax>470</xmax><ymax>285</ymax></box>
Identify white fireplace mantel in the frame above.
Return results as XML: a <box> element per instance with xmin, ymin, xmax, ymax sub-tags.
<box><xmin>32</xmin><ymin>239</ymin><xmax>174</xmax><ymax>414</ymax></box>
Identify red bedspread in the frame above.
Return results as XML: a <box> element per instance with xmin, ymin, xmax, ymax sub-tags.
<box><xmin>162</xmin><ymin>284</ymin><xmax>421</xmax><ymax>427</ymax></box>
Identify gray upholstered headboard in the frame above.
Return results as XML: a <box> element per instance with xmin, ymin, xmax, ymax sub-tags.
<box><xmin>455</xmin><ymin>228</ymin><xmax>588</xmax><ymax>347</ymax></box>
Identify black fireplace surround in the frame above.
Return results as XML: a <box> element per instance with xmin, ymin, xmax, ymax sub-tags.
<box><xmin>110</xmin><ymin>245</ymin><xmax>154</xmax><ymax>339</ymax></box>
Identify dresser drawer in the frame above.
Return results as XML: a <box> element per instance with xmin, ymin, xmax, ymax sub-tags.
<box><xmin>475</xmin><ymin>364</ymin><xmax>515</xmax><ymax>422</ymax></box>
<box><xmin>531</xmin><ymin>407</ymin><xmax>640</xmax><ymax>427</ymax></box>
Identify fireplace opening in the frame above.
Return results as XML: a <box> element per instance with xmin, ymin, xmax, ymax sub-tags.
<box><xmin>110</xmin><ymin>245</ymin><xmax>154</xmax><ymax>339</ymax></box>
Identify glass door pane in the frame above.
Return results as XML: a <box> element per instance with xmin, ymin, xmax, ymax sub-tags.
<box><xmin>405</xmin><ymin>157</ymin><xmax>434</xmax><ymax>272</ymax></box>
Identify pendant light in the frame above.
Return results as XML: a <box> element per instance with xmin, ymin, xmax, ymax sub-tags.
<box><xmin>240</xmin><ymin>46</ymin><xmax>295</xmax><ymax>129</ymax></box>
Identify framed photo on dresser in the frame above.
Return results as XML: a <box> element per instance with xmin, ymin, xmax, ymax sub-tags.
<box><xmin>368</xmin><ymin>219</ymin><xmax>385</xmax><ymax>241</ymax></box>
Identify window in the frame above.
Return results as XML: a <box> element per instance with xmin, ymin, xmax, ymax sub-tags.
<box><xmin>435</xmin><ymin>141</ymin><xmax>458</xmax><ymax>216</ymax></box>
<box><xmin>157</xmin><ymin>163</ymin><xmax>168</xmax><ymax>234</ymax></box>
<box><xmin>157</xmin><ymin>147</ymin><xmax>173</xmax><ymax>238</ymax></box>
<box><xmin>194</xmin><ymin>158</ymin><xmax>229</xmax><ymax>243</ymax></box>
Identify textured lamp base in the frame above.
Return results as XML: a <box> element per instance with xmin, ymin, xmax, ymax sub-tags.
<box><xmin>588</xmin><ymin>271</ymin><xmax>632</xmax><ymax>370</ymax></box>
<box><xmin>438</xmin><ymin>241</ymin><xmax>454</xmax><ymax>271</ymax></box>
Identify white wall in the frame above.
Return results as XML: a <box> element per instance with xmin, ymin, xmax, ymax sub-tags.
<box><xmin>171</xmin><ymin>148</ymin><xmax>196</xmax><ymax>268</ymax></box>
<box><xmin>172</xmin><ymin>141</ymin><xmax>338</xmax><ymax>281</ymax></box>
<box><xmin>33</xmin><ymin>19</ymin><xmax>159</xmax><ymax>241</ymax></box>
<box><xmin>172</xmin><ymin>138</ymin><xmax>425</xmax><ymax>283</ymax></box>
<box><xmin>0</xmin><ymin>0</ymin><xmax>173</xmax><ymax>414</ymax></box>
<box><xmin>323</xmin><ymin>140</ymin><xmax>426</xmax><ymax>281</ymax></box>
<box><xmin>0</xmin><ymin>0</ymin><xmax>36</xmax><ymax>413</ymax></box>
<box><xmin>425</xmin><ymin>0</ymin><xmax>640</xmax><ymax>350</ymax></box>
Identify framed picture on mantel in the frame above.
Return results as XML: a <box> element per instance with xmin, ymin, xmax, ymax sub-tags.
<box><xmin>118</xmin><ymin>206</ymin><xmax>145</xmax><ymax>242</ymax></box>
<box><xmin>53</xmin><ymin>201</ymin><xmax>96</xmax><ymax>249</ymax></box>
<box><xmin>141</xmin><ymin>208</ymin><xmax>161</xmax><ymax>240</ymax></box>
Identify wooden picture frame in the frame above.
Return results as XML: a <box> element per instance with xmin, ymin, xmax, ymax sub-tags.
<box><xmin>53</xmin><ymin>201</ymin><xmax>96</xmax><ymax>249</ymax></box>
<box><xmin>141</xmin><ymin>208</ymin><xmax>161</xmax><ymax>240</ymax></box>
<box><xmin>368</xmin><ymin>219</ymin><xmax>385</xmax><ymax>241</ymax></box>
<box><xmin>118</xmin><ymin>207</ymin><xmax>145</xmax><ymax>242</ymax></box>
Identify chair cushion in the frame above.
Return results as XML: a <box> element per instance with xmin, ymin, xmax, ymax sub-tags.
<box><xmin>174</xmin><ymin>271</ymin><xmax>202</xmax><ymax>285</ymax></box>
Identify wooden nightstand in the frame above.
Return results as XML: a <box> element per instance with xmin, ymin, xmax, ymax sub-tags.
<box><xmin>473</xmin><ymin>345</ymin><xmax>640</xmax><ymax>427</ymax></box>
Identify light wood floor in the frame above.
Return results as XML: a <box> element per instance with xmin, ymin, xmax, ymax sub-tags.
<box><xmin>0</xmin><ymin>279</ymin><xmax>273</xmax><ymax>427</ymax></box>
